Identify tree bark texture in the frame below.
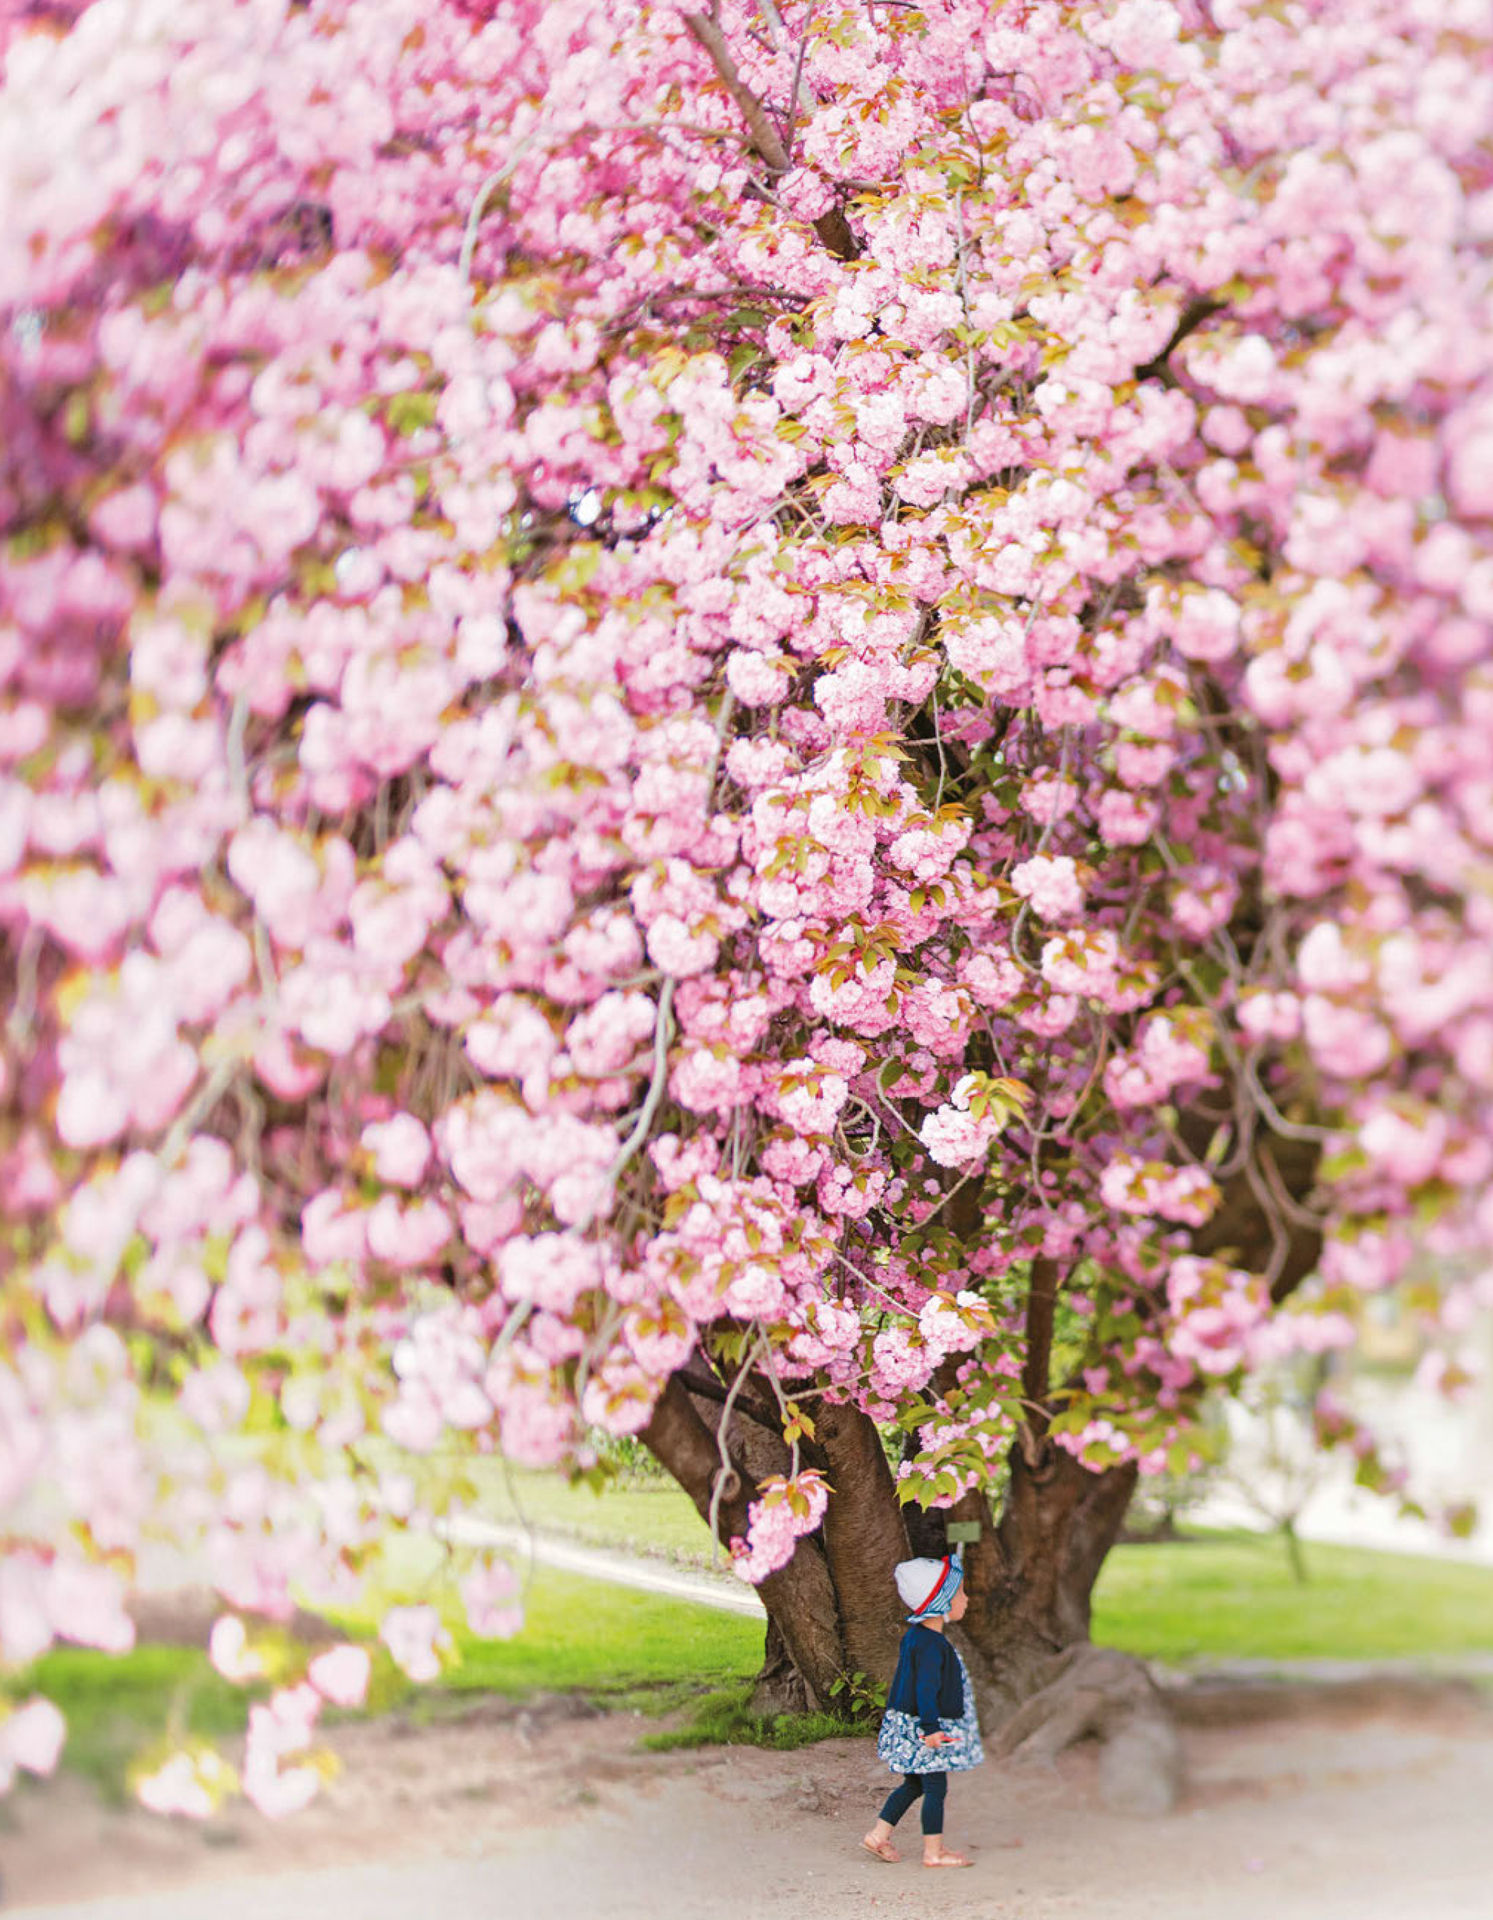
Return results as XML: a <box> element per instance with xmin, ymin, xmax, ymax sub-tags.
<box><xmin>811</xmin><ymin>1397</ymin><xmax>910</xmax><ymax>1685</ymax></box>
<box><xmin>642</xmin><ymin>1378</ymin><xmax>910</xmax><ymax>1710</ymax></box>
<box><xmin>640</xmin><ymin>1373</ymin><xmax>845</xmax><ymax>1710</ymax></box>
<box><xmin>965</xmin><ymin>1442</ymin><xmax>1140</xmax><ymax>1715</ymax></box>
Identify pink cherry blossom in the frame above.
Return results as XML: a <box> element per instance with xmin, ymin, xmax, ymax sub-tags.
<box><xmin>135</xmin><ymin>1749</ymin><xmax>235</xmax><ymax>1821</ymax></box>
<box><xmin>1</xmin><ymin>1698</ymin><xmax>66</xmax><ymax>1778</ymax></box>
<box><xmin>208</xmin><ymin>1615</ymin><xmax>268</xmax><ymax>1685</ymax></box>
<box><xmin>379</xmin><ymin>1606</ymin><xmax>450</xmax><ymax>1684</ymax></box>
<box><xmin>1010</xmin><ymin>855</ymin><xmax>1087</xmax><ymax>924</ymax></box>
<box><xmin>307</xmin><ymin>1644</ymin><xmax>372</xmax><ymax>1710</ymax></box>
<box><xmin>460</xmin><ymin>1558</ymin><xmax>523</xmax><ymax>1641</ymax></box>
<box><xmin>362</xmin><ymin>1114</ymin><xmax>432</xmax><ymax>1188</ymax></box>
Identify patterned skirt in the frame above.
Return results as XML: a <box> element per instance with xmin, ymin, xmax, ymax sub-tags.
<box><xmin>876</xmin><ymin>1648</ymin><xmax>985</xmax><ymax>1776</ymax></box>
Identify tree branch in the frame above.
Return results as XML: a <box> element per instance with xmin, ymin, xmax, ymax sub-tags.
<box><xmin>678</xmin><ymin>1363</ymin><xmax>782</xmax><ymax>1435</ymax></box>
<box><xmin>1135</xmin><ymin>296</ymin><xmax>1227</xmax><ymax>384</ymax></box>
<box><xmin>685</xmin><ymin>8</ymin><xmax>792</xmax><ymax>170</ymax></box>
<box><xmin>707</xmin><ymin>1334</ymin><xmax>761</xmax><ymax>1551</ymax></box>
<box><xmin>1022</xmin><ymin>1256</ymin><xmax>1061</xmax><ymax>1436</ymax></box>
<box><xmin>683</xmin><ymin>8</ymin><xmax>857</xmax><ymax>259</ymax></box>
<box><xmin>604</xmin><ymin>979</ymin><xmax>676</xmax><ymax>1188</ymax></box>
<box><xmin>643</xmin><ymin>1373</ymin><xmax>746</xmax><ymax>1546</ymax></box>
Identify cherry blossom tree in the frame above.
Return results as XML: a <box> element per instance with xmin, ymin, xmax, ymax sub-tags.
<box><xmin>3</xmin><ymin>0</ymin><xmax>1492</xmax><ymax>1811</ymax></box>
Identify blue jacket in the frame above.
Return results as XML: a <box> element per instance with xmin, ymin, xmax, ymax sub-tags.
<box><xmin>884</xmin><ymin>1623</ymin><xmax>964</xmax><ymax>1733</ymax></box>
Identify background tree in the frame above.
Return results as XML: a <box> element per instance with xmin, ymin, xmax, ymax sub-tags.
<box><xmin>2</xmin><ymin>0</ymin><xmax>1491</xmax><ymax>1812</ymax></box>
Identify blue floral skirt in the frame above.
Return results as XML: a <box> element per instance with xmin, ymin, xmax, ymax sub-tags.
<box><xmin>877</xmin><ymin>1647</ymin><xmax>985</xmax><ymax>1776</ymax></box>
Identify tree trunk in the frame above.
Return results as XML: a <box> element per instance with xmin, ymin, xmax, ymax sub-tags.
<box><xmin>812</xmin><ymin>1398</ymin><xmax>909</xmax><ymax>1686</ymax></box>
<box><xmin>962</xmin><ymin>1440</ymin><xmax>1139</xmax><ymax>1715</ymax></box>
<box><xmin>1280</xmin><ymin>1515</ymin><xmax>1310</xmax><ymax>1585</ymax></box>
<box><xmin>750</xmin><ymin>1615</ymin><xmax>819</xmax><ymax>1716</ymax></box>
<box><xmin>642</xmin><ymin>1377</ymin><xmax>910</xmax><ymax>1713</ymax></box>
<box><xmin>950</xmin><ymin>1439</ymin><xmax>1181</xmax><ymax>1814</ymax></box>
<box><xmin>646</xmin><ymin>1364</ymin><xmax>1142</xmax><ymax>1711</ymax></box>
<box><xmin>645</xmin><ymin>1370</ymin><xmax>1179</xmax><ymax>1808</ymax></box>
<box><xmin>640</xmin><ymin>1373</ymin><xmax>846</xmax><ymax>1710</ymax></box>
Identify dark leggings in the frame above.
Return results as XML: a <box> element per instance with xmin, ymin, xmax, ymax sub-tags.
<box><xmin>878</xmin><ymin>1769</ymin><xmax>947</xmax><ymax>1835</ymax></box>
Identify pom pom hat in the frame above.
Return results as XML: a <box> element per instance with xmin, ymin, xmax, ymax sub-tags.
<box><xmin>894</xmin><ymin>1553</ymin><xmax>963</xmax><ymax>1623</ymax></box>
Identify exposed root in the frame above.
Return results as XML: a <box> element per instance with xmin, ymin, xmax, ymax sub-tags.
<box><xmin>994</xmin><ymin>1644</ymin><xmax>1182</xmax><ymax>1816</ymax></box>
<box><xmin>749</xmin><ymin>1616</ymin><xmax>825</xmax><ymax>1717</ymax></box>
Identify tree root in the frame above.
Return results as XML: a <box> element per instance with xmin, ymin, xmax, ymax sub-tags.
<box><xmin>749</xmin><ymin>1616</ymin><xmax>824</xmax><ymax>1717</ymax></box>
<box><xmin>993</xmin><ymin>1644</ymin><xmax>1182</xmax><ymax>1816</ymax></box>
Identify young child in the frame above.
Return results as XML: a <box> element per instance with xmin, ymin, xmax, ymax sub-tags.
<box><xmin>861</xmin><ymin>1553</ymin><xmax>984</xmax><ymax>1869</ymax></box>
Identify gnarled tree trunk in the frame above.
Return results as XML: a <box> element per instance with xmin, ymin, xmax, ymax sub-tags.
<box><xmin>948</xmin><ymin>1443</ymin><xmax>1139</xmax><ymax>1712</ymax></box>
<box><xmin>639</xmin><ymin>1067</ymin><xmax>1326</xmax><ymax>1811</ymax></box>
<box><xmin>643</xmin><ymin>1363</ymin><xmax>1167</xmax><ymax>1800</ymax></box>
<box><xmin>640</xmin><ymin>1375</ymin><xmax>912</xmax><ymax>1713</ymax></box>
<box><xmin>641</xmin><ymin>1373</ymin><xmax>847</xmax><ymax>1711</ymax></box>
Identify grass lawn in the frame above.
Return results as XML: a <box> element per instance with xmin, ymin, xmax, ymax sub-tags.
<box><xmin>438</xmin><ymin>1566</ymin><xmax>760</xmax><ymax>1699</ymax></box>
<box><xmin>18</xmin><ymin>1644</ymin><xmax>254</xmax><ymax>1803</ymax></box>
<box><xmin>471</xmin><ymin>1459</ymin><xmax>722</xmax><ymax>1566</ymax></box>
<box><xmin>1093</xmin><ymin>1529</ymin><xmax>1493</xmax><ymax>1663</ymax></box>
<box><xmin>17</xmin><ymin>1567</ymin><xmax>764</xmax><ymax>1799</ymax></box>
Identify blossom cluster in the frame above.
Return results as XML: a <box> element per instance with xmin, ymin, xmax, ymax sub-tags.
<box><xmin>730</xmin><ymin>1470</ymin><xmax>832</xmax><ymax>1586</ymax></box>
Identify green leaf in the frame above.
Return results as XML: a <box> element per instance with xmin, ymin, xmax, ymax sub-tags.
<box><xmin>386</xmin><ymin>390</ymin><xmax>439</xmax><ymax>436</ymax></box>
<box><xmin>63</xmin><ymin>392</ymin><xmax>91</xmax><ymax>445</ymax></box>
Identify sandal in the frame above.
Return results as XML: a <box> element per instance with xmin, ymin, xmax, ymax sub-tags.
<box><xmin>861</xmin><ymin>1836</ymin><xmax>901</xmax><ymax>1864</ymax></box>
<box><xmin>923</xmin><ymin>1851</ymin><xmax>973</xmax><ymax>1869</ymax></box>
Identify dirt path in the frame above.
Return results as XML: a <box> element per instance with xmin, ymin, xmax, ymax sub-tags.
<box><xmin>5</xmin><ymin>1687</ymin><xmax>1491</xmax><ymax>1919</ymax></box>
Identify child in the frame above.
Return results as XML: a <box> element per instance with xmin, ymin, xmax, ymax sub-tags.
<box><xmin>861</xmin><ymin>1553</ymin><xmax>984</xmax><ymax>1869</ymax></box>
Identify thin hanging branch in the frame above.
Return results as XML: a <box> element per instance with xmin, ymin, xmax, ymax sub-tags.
<box><xmin>603</xmin><ymin>977</ymin><xmax>677</xmax><ymax>1194</ymax></box>
<box><xmin>706</xmin><ymin>1332</ymin><xmax>762</xmax><ymax>1556</ymax></box>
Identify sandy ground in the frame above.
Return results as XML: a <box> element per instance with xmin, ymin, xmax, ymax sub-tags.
<box><xmin>4</xmin><ymin>1686</ymin><xmax>1492</xmax><ymax>1919</ymax></box>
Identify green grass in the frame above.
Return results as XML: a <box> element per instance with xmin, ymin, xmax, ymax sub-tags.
<box><xmin>636</xmin><ymin>1682</ymin><xmax>857</xmax><ymax>1753</ymax></box>
<box><xmin>20</xmin><ymin>1645</ymin><xmax>262</xmax><ymax>1804</ymax></box>
<box><xmin>1093</xmin><ymin>1528</ymin><xmax>1493</xmax><ymax>1663</ymax></box>
<box><xmin>436</xmin><ymin>1566</ymin><xmax>761</xmax><ymax>1698</ymax></box>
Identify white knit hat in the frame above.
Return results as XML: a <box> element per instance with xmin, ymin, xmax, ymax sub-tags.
<box><xmin>894</xmin><ymin>1554</ymin><xmax>962</xmax><ymax>1620</ymax></box>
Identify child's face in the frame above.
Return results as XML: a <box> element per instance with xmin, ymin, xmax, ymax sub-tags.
<box><xmin>949</xmin><ymin>1584</ymin><xmax>969</xmax><ymax>1622</ymax></box>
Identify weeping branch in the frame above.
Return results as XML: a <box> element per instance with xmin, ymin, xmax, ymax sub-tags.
<box><xmin>677</xmin><ymin>1362</ymin><xmax>781</xmax><ymax>1433</ymax></box>
<box><xmin>605</xmin><ymin>977</ymin><xmax>676</xmax><ymax>1191</ymax></box>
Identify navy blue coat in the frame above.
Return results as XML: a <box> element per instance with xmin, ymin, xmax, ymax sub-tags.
<box><xmin>884</xmin><ymin>1623</ymin><xmax>964</xmax><ymax>1733</ymax></box>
